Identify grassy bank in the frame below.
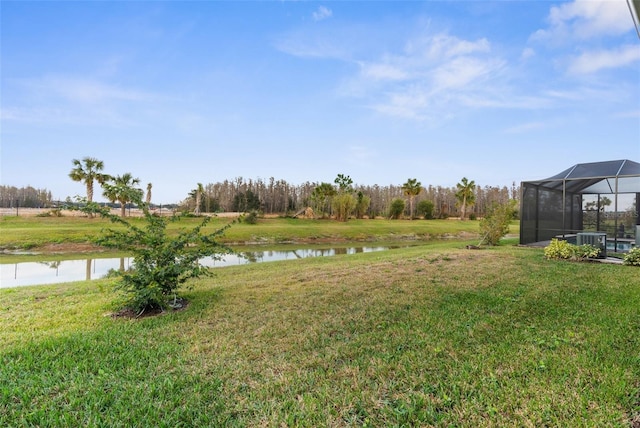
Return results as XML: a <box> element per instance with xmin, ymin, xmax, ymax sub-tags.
<box><xmin>1</xmin><ymin>241</ymin><xmax>638</xmax><ymax>426</ymax></box>
<box><xmin>0</xmin><ymin>215</ymin><xmax>486</xmax><ymax>250</ymax></box>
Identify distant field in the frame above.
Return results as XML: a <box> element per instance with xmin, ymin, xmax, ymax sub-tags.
<box><xmin>1</xmin><ymin>241</ymin><xmax>638</xmax><ymax>426</ymax></box>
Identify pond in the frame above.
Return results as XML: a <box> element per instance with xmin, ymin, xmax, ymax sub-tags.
<box><xmin>0</xmin><ymin>245</ymin><xmax>401</xmax><ymax>288</ymax></box>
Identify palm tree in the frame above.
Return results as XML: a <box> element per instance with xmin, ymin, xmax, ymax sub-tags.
<box><xmin>68</xmin><ymin>157</ymin><xmax>110</xmax><ymax>217</ymax></box>
<box><xmin>455</xmin><ymin>177</ymin><xmax>476</xmax><ymax>220</ymax></box>
<box><xmin>402</xmin><ymin>178</ymin><xmax>422</xmax><ymax>219</ymax></box>
<box><xmin>146</xmin><ymin>183</ymin><xmax>152</xmax><ymax>206</ymax></box>
<box><xmin>102</xmin><ymin>173</ymin><xmax>142</xmax><ymax>218</ymax></box>
<box><xmin>194</xmin><ymin>183</ymin><xmax>203</xmax><ymax>215</ymax></box>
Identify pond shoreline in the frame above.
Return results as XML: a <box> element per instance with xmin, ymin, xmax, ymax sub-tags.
<box><xmin>1</xmin><ymin>232</ymin><xmax>481</xmax><ymax>257</ymax></box>
<box><xmin>1</xmin><ymin>243</ymin><xmax>431</xmax><ymax>288</ymax></box>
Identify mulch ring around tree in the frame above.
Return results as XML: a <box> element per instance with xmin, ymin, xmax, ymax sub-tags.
<box><xmin>110</xmin><ymin>297</ymin><xmax>189</xmax><ymax>319</ymax></box>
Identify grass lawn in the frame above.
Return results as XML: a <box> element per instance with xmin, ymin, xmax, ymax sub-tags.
<box><xmin>1</xmin><ymin>240</ymin><xmax>639</xmax><ymax>426</ymax></box>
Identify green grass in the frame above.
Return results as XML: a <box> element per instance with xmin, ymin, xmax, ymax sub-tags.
<box><xmin>1</xmin><ymin>241</ymin><xmax>638</xmax><ymax>426</ymax></box>
<box><xmin>0</xmin><ymin>215</ymin><xmax>486</xmax><ymax>250</ymax></box>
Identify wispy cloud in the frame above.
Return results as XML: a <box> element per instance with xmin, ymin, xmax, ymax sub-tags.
<box><xmin>277</xmin><ymin>4</ymin><xmax>636</xmax><ymax>123</ymax></box>
<box><xmin>31</xmin><ymin>76</ymin><xmax>151</xmax><ymax>104</ymax></box>
<box><xmin>567</xmin><ymin>45</ymin><xmax>640</xmax><ymax>74</ymax></box>
<box><xmin>502</xmin><ymin>121</ymin><xmax>548</xmax><ymax>134</ymax></box>
<box><xmin>405</xmin><ymin>35</ymin><xmax>491</xmax><ymax>60</ymax></box>
<box><xmin>346</xmin><ymin>145</ymin><xmax>376</xmax><ymax>167</ymax></box>
<box><xmin>350</xmin><ymin>34</ymin><xmax>510</xmax><ymax>120</ymax></box>
<box><xmin>3</xmin><ymin>75</ymin><xmax>155</xmax><ymax>126</ymax></box>
<box><xmin>273</xmin><ymin>27</ymin><xmax>351</xmax><ymax>59</ymax></box>
<box><xmin>531</xmin><ymin>0</ymin><xmax>633</xmax><ymax>42</ymax></box>
<box><xmin>312</xmin><ymin>6</ymin><xmax>332</xmax><ymax>22</ymax></box>
<box><xmin>520</xmin><ymin>47</ymin><xmax>535</xmax><ymax>61</ymax></box>
<box><xmin>370</xmin><ymin>90</ymin><xmax>431</xmax><ymax>121</ymax></box>
<box><xmin>431</xmin><ymin>56</ymin><xmax>502</xmax><ymax>91</ymax></box>
<box><xmin>613</xmin><ymin>109</ymin><xmax>640</xmax><ymax>119</ymax></box>
<box><xmin>528</xmin><ymin>1</ymin><xmax>638</xmax><ymax>76</ymax></box>
<box><xmin>358</xmin><ymin>62</ymin><xmax>409</xmax><ymax>81</ymax></box>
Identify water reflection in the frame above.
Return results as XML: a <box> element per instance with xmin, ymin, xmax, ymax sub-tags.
<box><xmin>1</xmin><ymin>246</ymin><xmax>396</xmax><ymax>288</ymax></box>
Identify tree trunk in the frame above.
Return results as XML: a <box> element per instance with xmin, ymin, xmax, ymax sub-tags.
<box><xmin>409</xmin><ymin>196</ymin><xmax>415</xmax><ymax>220</ymax></box>
<box><xmin>461</xmin><ymin>196</ymin><xmax>467</xmax><ymax>220</ymax></box>
<box><xmin>86</xmin><ymin>182</ymin><xmax>94</xmax><ymax>218</ymax></box>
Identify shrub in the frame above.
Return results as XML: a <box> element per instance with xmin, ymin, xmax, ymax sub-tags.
<box><xmin>417</xmin><ymin>200</ymin><xmax>435</xmax><ymax>219</ymax></box>
<box><xmin>242</xmin><ymin>210</ymin><xmax>259</xmax><ymax>224</ymax></box>
<box><xmin>354</xmin><ymin>191</ymin><xmax>371</xmax><ymax>219</ymax></box>
<box><xmin>479</xmin><ymin>200</ymin><xmax>516</xmax><ymax>246</ymax></box>
<box><xmin>573</xmin><ymin>244</ymin><xmax>601</xmax><ymax>260</ymax></box>
<box><xmin>333</xmin><ymin>193</ymin><xmax>357</xmax><ymax>222</ymax></box>
<box><xmin>544</xmin><ymin>239</ymin><xmax>574</xmax><ymax>260</ymax></box>
<box><xmin>388</xmin><ymin>198</ymin><xmax>406</xmax><ymax>219</ymax></box>
<box><xmin>623</xmin><ymin>247</ymin><xmax>640</xmax><ymax>266</ymax></box>
<box><xmin>544</xmin><ymin>239</ymin><xmax>601</xmax><ymax>261</ymax></box>
<box><xmin>82</xmin><ymin>196</ymin><xmax>233</xmax><ymax>316</ymax></box>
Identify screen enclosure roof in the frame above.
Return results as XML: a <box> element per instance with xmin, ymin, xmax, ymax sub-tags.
<box><xmin>522</xmin><ymin>159</ymin><xmax>640</xmax><ymax>195</ymax></box>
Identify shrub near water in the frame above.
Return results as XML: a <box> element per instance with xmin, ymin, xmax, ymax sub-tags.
<box><xmin>84</xmin><ymin>197</ymin><xmax>233</xmax><ymax>315</ymax></box>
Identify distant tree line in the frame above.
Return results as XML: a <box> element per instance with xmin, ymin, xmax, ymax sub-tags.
<box><xmin>2</xmin><ymin>157</ymin><xmax>519</xmax><ymax>220</ymax></box>
<box><xmin>0</xmin><ymin>186</ymin><xmax>53</xmax><ymax>208</ymax></box>
<box><xmin>181</xmin><ymin>176</ymin><xmax>519</xmax><ymax>219</ymax></box>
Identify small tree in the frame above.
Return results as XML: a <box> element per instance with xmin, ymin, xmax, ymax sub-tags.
<box><xmin>82</xmin><ymin>193</ymin><xmax>233</xmax><ymax>316</ymax></box>
<box><xmin>388</xmin><ymin>198</ymin><xmax>406</xmax><ymax>219</ymax></box>
<box><xmin>354</xmin><ymin>191</ymin><xmax>371</xmax><ymax>219</ymax></box>
<box><xmin>333</xmin><ymin>193</ymin><xmax>357</xmax><ymax>222</ymax></box>
<box><xmin>417</xmin><ymin>199</ymin><xmax>435</xmax><ymax>219</ymax></box>
<box><xmin>332</xmin><ymin>174</ymin><xmax>356</xmax><ymax>222</ymax></box>
<box><xmin>479</xmin><ymin>200</ymin><xmax>517</xmax><ymax>245</ymax></box>
<box><xmin>311</xmin><ymin>182</ymin><xmax>337</xmax><ymax>218</ymax></box>
<box><xmin>334</xmin><ymin>174</ymin><xmax>354</xmax><ymax>192</ymax></box>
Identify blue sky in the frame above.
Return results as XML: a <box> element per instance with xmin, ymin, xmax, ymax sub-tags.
<box><xmin>2</xmin><ymin>0</ymin><xmax>639</xmax><ymax>204</ymax></box>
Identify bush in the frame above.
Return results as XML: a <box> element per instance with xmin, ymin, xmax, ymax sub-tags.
<box><xmin>82</xmin><ymin>196</ymin><xmax>233</xmax><ymax>316</ymax></box>
<box><xmin>388</xmin><ymin>198</ymin><xmax>406</xmax><ymax>219</ymax></box>
<box><xmin>354</xmin><ymin>191</ymin><xmax>371</xmax><ymax>219</ymax></box>
<box><xmin>241</xmin><ymin>210</ymin><xmax>259</xmax><ymax>224</ymax></box>
<box><xmin>333</xmin><ymin>193</ymin><xmax>357</xmax><ymax>222</ymax></box>
<box><xmin>417</xmin><ymin>200</ymin><xmax>435</xmax><ymax>219</ymax></box>
<box><xmin>573</xmin><ymin>244</ymin><xmax>601</xmax><ymax>260</ymax></box>
<box><xmin>544</xmin><ymin>239</ymin><xmax>601</xmax><ymax>261</ymax></box>
<box><xmin>479</xmin><ymin>201</ymin><xmax>516</xmax><ymax>245</ymax></box>
<box><xmin>623</xmin><ymin>247</ymin><xmax>640</xmax><ymax>266</ymax></box>
<box><xmin>544</xmin><ymin>239</ymin><xmax>574</xmax><ymax>259</ymax></box>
